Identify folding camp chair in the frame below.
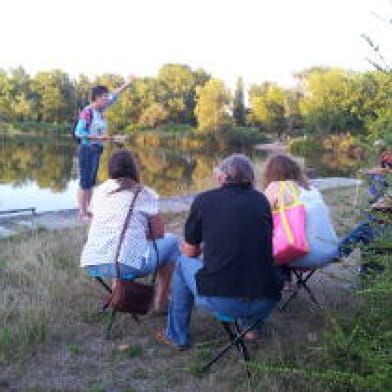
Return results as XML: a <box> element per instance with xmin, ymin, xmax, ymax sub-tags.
<box><xmin>279</xmin><ymin>268</ymin><xmax>320</xmax><ymax>311</ymax></box>
<box><xmin>202</xmin><ymin>313</ymin><xmax>264</xmax><ymax>380</ymax></box>
<box><xmin>89</xmin><ymin>273</ymin><xmax>140</xmax><ymax>339</ymax></box>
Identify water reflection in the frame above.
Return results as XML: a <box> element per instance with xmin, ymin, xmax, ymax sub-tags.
<box><xmin>0</xmin><ymin>135</ymin><xmax>76</xmax><ymax>192</ymax></box>
<box><xmin>0</xmin><ymin>135</ymin><xmax>362</xmax><ymax>211</ymax></box>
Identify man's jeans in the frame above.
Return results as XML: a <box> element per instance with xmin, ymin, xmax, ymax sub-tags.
<box><xmin>338</xmin><ymin>215</ymin><xmax>385</xmax><ymax>257</ymax></box>
<box><xmin>166</xmin><ymin>255</ymin><xmax>279</xmax><ymax>347</ymax></box>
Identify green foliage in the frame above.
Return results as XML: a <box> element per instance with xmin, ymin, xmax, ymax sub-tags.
<box><xmin>298</xmin><ymin>68</ymin><xmax>392</xmax><ymax>136</ymax></box>
<box><xmin>366</xmin><ymin>107</ymin><xmax>392</xmax><ymax>144</ymax></box>
<box><xmin>158</xmin><ymin>123</ymin><xmax>194</xmax><ymax>133</ymax></box>
<box><xmin>219</xmin><ymin>127</ymin><xmax>268</xmax><ymax>147</ymax></box>
<box><xmin>195</xmin><ymin>78</ymin><xmax>232</xmax><ymax>132</ymax></box>
<box><xmin>288</xmin><ymin>137</ymin><xmax>321</xmax><ymax>156</ymax></box>
<box><xmin>139</xmin><ymin>103</ymin><xmax>169</xmax><ymax>128</ymax></box>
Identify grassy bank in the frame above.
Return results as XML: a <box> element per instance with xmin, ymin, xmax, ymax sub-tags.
<box><xmin>0</xmin><ymin>121</ymin><xmax>70</xmax><ymax>135</ymax></box>
<box><xmin>130</xmin><ymin>127</ymin><xmax>269</xmax><ymax>151</ymax></box>
<box><xmin>2</xmin><ymin>187</ymin><xmax>391</xmax><ymax>391</ymax></box>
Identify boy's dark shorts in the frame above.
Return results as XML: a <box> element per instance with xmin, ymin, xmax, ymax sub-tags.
<box><xmin>78</xmin><ymin>144</ymin><xmax>103</xmax><ymax>190</ymax></box>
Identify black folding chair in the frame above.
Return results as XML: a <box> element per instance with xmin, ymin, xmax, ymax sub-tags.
<box><xmin>202</xmin><ymin>313</ymin><xmax>264</xmax><ymax>380</ymax></box>
<box><xmin>279</xmin><ymin>268</ymin><xmax>320</xmax><ymax>311</ymax></box>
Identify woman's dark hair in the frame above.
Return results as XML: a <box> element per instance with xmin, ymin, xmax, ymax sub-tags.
<box><xmin>91</xmin><ymin>85</ymin><xmax>109</xmax><ymax>102</ymax></box>
<box><xmin>262</xmin><ymin>154</ymin><xmax>310</xmax><ymax>190</ymax></box>
<box><xmin>108</xmin><ymin>149</ymin><xmax>140</xmax><ymax>193</ymax></box>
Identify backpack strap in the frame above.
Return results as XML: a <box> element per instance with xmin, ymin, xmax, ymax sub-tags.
<box><xmin>85</xmin><ymin>107</ymin><xmax>93</xmax><ymax>130</ymax></box>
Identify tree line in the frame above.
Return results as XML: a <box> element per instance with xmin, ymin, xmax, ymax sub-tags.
<box><xmin>0</xmin><ymin>64</ymin><xmax>391</xmax><ymax>139</ymax></box>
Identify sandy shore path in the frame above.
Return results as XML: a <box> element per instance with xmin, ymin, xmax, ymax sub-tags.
<box><xmin>0</xmin><ymin>177</ymin><xmax>361</xmax><ymax>238</ymax></box>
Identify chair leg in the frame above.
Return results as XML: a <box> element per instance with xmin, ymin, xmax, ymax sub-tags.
<box><xmin>234</xmin><ymin>321</ymin><xmax>251</xmax><ymax>362</ymax></box>
<box><xmin>280</xmin><ymin>270</ymin><xmax>320</xmax><ymax>310</ymax></box>
<box><xmin>106</xmin><ymin>309</ymin><xmax>116</xmax><ymax>339</ymax></box>
<box><xmin>234</xmin><ymin>321</ymin><xmax>252</xmax><ymax>381</ymax></box>
<box><xmin>280</xmin><ymin>286</ymin><xmax>300</xmax><ymax>311</ymax></box>
<box><xmin>202</xmin><ymin>318</ymin><xmax>262</xmax><ymax>373</ymax></box>
<box><xmin>95</xmin><ymin>277</ymin><xmax>112</xmax><ymax>293</ymax></box>
<box><xmin>221</xmin><ymin>322</ymin><xmax>250</xmax><ymax>362</ymax></box>
<box><xmin>294</xmin><ymin>270</ymin><xmax>320</xmax><ymax>306</ymax></box>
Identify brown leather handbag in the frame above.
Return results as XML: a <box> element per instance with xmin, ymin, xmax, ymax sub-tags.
<box><xmin>105</xmin><ymin>186</ymin><xmax>157</xmax><ymax>315</ymax></box>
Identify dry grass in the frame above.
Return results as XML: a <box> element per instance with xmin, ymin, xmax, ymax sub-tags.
<box><xmin>0</xmin><ymin>188</ymin><xmax>364</xmax><ymax>392</ymax></box>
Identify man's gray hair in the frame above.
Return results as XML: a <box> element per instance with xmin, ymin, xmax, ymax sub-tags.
<box><xmin>215</xmin><ymin>154</ymin><xmax>255</xmax><ymax>185</ymax></box>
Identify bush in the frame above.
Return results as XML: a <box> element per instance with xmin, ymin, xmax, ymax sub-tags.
<box><xmin>218</xmin><ymin>127</ymin><xmax>268</xmax><ymax>147</ymax></box>
<box><xmin>288</xmin><ymin>137</ymin><xmax>321</xmax><ymax>156</ymax></box>
<box><xmin>366</xmin><ymin>108</ymin><xmax>392</xmax><ymax>145</ymax></box>
<box><xmin>158</xmin><ymin>123</ymin><xmax>194</xmax><ymax>133</ymax></box>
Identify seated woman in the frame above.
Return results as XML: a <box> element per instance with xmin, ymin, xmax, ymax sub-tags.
<box><xmin>80</xmin><ymin>149</ymin><xmax>180</xmax><ymax>312</ymax></box>
<box><xmin>338</xmin><ymin>149</ymin><xmax>392</xmax><ymax>258</ymax></box>
<box><xmin>157</xmin><ymin>154</ymin><xmax>283</xmax><ymax>348</ymax></box>
<box><xmin>262</xmin><ymin>154</ymin><xmax>338</xmax><ymax>269</ymax></box>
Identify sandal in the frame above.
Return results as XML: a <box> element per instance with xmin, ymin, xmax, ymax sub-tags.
<box><xmin>155</xmin><ymin>331</ymin><xmax>189</xmax><ymax>351</ymax></box>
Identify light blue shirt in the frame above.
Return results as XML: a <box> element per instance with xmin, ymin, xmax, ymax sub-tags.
<box><xmin>75</xmin><ymin>93</ymin><xmax>118</xmax><ymax>145</ymax></box>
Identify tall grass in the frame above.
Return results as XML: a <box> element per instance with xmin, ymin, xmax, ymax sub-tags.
<box><xmin>0</xmin><ymin>227</ymin><xmax>89</xmax><ymax>361</ymax></box>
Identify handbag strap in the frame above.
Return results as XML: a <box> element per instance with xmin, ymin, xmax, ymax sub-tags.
<box><xmin>148</xmin><ymin>220</ymin><xmax>159</xmax><ymax>286</ymax></box>
<box><xmin>277</xmin><ymin>181</ymin><xmax>301</xmax><ymax>212</ymax></box>
<box><xmin>114</xmin><ymin>185</ymin><xmax>143</xmax><ymax>279</ymax></box>
<box><xmin>277</xmin><ymin>181</ymin><xmax>298</xmax><ymax>246</ymax></box>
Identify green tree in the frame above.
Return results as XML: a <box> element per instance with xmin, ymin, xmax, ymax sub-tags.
<box><xmin>249</xmin><ymin>82</ymin><xmax>286</xmax><ymax>138</ymax></box>
<box><xmin>158</xmin><ymin>64</ymin><xmax>194</xmax><ymax>122</ymax></box>
<box><xmin>195</xmin><ymin>79</ymin><xmax>232</xmax><ymax>132</ymax></box>
<box><xmin>0</xmin><ymin>70</ymin><xmax>14</xmax><ymax>121</ymax></box>
<box><xmin>298</xmin><ymin>68</ymin><xmax>361</xmax><ymax>134</ymax></box>
<box><xmin>74</xmin><ymin>74</ymin><xmax>91</xmax><ymax>112</ymax></box>
<box><xmin>233</xmin><ymin>77</ymin><xmax>246</xmax><ymax>126</ymax></box>
<box><xmin>32</xmin><ymin>70</ymin><xmax>75</xmax><ymax>123</ymax></box>
<box><xmin>130</xmin><ymin>77</ymin><xmax>160</xmax><ymax>125</ymax></box>
<box><xmin>157</xmin><ymin>64</ymin><xmax>210</xmax><ymax>125</ymax></box>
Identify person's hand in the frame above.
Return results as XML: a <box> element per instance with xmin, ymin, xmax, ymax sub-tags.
<box><xmin>111</xmin><ymin>134</ymin><xmax>128</xmax><ymax>143</ymax></box>
<box><xmin>126</xmin><ymin>74</ymin><xmax>136</xmax><ymax>85</ymax></box>
<box><xmin>91</xmin><ymin>135</ymin><xmax>109</xmax><ymax>141</ymax></box>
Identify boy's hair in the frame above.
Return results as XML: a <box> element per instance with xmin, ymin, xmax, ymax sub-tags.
<box><xmin>91</xmin><ymin>85</ymin><xmax>109</xmax><ymax>102</ymax></box>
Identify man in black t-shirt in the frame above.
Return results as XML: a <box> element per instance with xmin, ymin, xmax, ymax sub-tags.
<box><xmin>157</xmin><ymin>154</ymin><xmax>283</xmax><ymax>349</ymax></box>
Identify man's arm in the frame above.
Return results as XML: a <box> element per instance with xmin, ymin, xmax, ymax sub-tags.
<box><xmin>183</xmin><ymin>195</ymin><xmax>203</xmax><ymax>258</ymax></box>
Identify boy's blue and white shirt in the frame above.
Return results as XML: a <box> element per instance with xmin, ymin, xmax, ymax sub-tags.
<box><xmin>75</xmin><ymin>93</ymin><xmax>118</xmax><ymax>145</ymax></box>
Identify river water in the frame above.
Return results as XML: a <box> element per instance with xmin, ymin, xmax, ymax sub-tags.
<box><xmin>0</xmin><ymin>135</ymin><xmax>362</xmax><ymax>212</ymax></box>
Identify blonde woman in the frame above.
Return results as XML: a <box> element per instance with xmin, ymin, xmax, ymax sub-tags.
<box><xmin>262</xmin><ymin>154</ymin><xmax>338</xmax><ymax>269</ymax></box>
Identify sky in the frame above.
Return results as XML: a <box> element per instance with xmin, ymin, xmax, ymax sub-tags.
<box><xmin>1</xmin><ymin>0</ymin><xmax>391</xmax><ymax>88</ymax></box>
